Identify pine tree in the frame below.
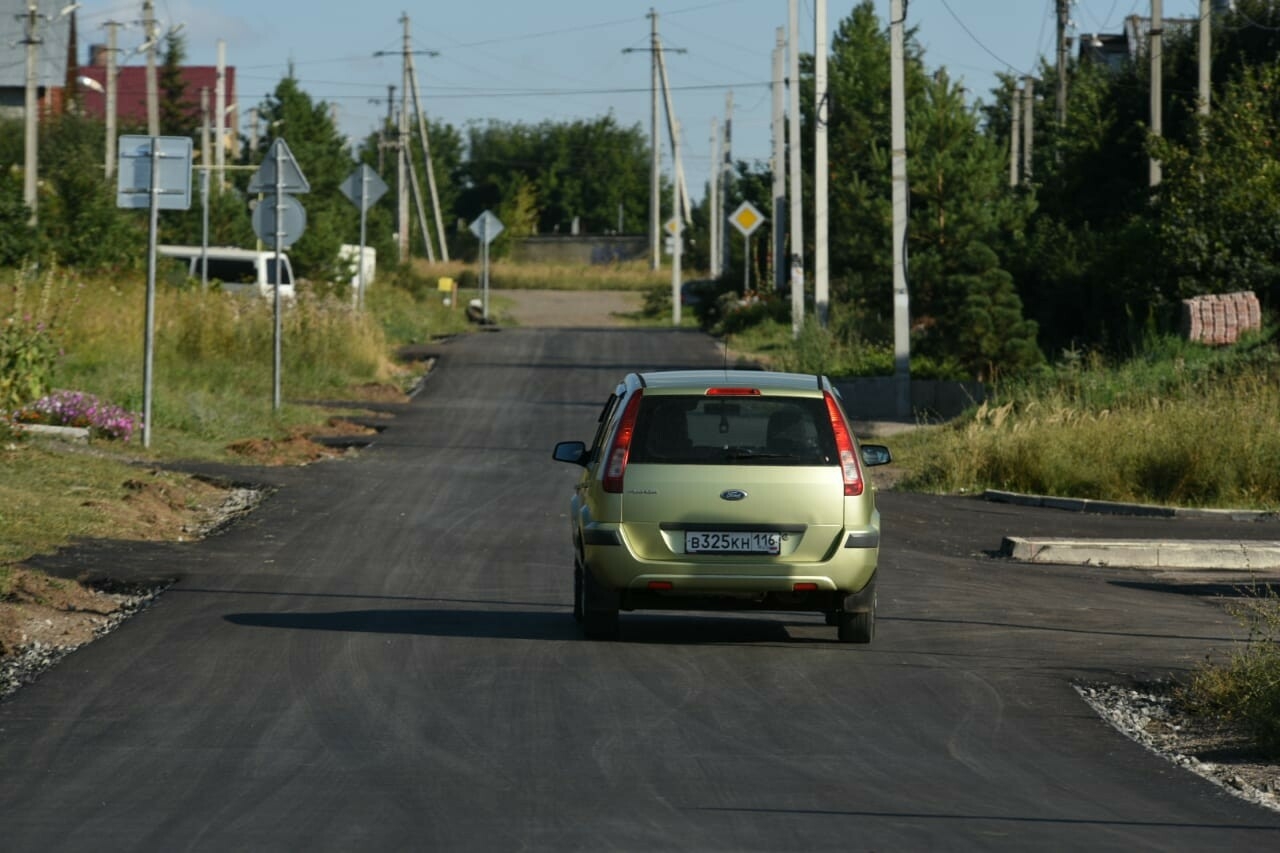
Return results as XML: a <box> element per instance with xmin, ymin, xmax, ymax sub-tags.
<box><xmin>159</xmin><ymin>31</ymin><xmax>198</xmax><ymax>138</ymax></box>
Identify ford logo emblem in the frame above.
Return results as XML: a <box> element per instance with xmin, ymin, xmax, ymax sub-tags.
<box><xmin>720</xmin><ymin>489</ymin><xmax>748</xmax><ymax>501</ymax></box>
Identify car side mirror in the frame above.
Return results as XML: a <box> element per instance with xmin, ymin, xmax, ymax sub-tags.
<box><xmin>860</xmin><ymin>444</ymin><xmax>892</xmax><ymax>467</ymax></box>
<box><xmin>553</xmin><ymin>440</ymin><xmax>589</xmax><ymax>466</ymax></box>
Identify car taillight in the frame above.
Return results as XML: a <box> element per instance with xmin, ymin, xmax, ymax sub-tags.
<box><xmin>706</xmin><ymin>387</ymin><xmax>761</xmax><ymax>396</ymax></box>
<box><xmin>602</xmin><ymin>390</ymin><xmax>644</xmax><ymax>493</ymax></box>
<box><xmin>823</xmin><ymin>391</ymin><xmax>864</xmax><ymax>497</ymax></box>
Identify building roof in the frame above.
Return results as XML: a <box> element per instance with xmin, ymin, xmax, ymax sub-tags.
<box><xmin>75</xmin><ymin>65</ymin><xmax>238</xmax><ymax>128</ymax></box>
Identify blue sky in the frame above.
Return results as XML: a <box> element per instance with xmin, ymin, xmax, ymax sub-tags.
<box><xmin>64</xmin><ymin>1</ymin><xmax>1205</xmax><ymax>199</ymax></box>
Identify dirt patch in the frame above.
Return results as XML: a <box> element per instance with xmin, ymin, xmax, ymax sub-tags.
<box><xmin>0</xmin><ymin>567</ymin><xmax>138</xmax><ymax>659</ymax></box>
<box><xmin>343</xmin><ymin>382</ymin><xmax>411</xmax><ymax>404</ymax></box>
<box><xmin>82</xmin><ymin>472</ymin><xmax>231</xmax><ymax>542</ymax></box>
<box><xmin>226</xmin><ymin>428</ymin><xmax>345</xmax><ymax>466</ymax></box>
<box><xmin>313</xmin><ymin>416</ymin><xmax>380</xmax><ymax>438</ymax></box>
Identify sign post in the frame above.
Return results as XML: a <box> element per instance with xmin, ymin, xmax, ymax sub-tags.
<box><xmin>340</xmin><ymin>164</ymin><xmax>389</xmax><ymax>310</ymax></box>
<box><xmin>249</xmin><ymin>139</ymin><xmax>310</xmax><ymax>411</ymax></box>
<box><xmin>729</xmin><ymin>201</ymin><xmax>766</xmax><ymax>294</ymax></box>
<box><xmin>469</xmin><ymin>210</ymin><xmax>504</xmax><ymax>323</ymax></box>
<box><xmin>116</xmin><ymin>135</ymin><xmax>193</xmax><ymax>448</ymax></box>
<box><xmin>664</xmin><ymin>218</ymin><xmax>682</xmax><ymax>326</ymax></box>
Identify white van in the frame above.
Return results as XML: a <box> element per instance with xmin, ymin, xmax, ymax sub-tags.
<box><xmin>157</xmin><ymin>245</ymin><xmax>295</xmax><ymax>299</ymax></box>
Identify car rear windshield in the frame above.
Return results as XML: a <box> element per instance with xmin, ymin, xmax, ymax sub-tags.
<box><xmin>628</xmin><ymin>394</ymin><xmax>838</xmax><ymax>465</ymax></box>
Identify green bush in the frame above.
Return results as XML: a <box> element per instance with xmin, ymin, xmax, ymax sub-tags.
<box><xmin>0</xmin><ymin>267</ymin><xmax>72</xmax><ymax>409</ymax></box>
<box><xmin>1184</xmin><ymin>591</ymin><xmax>1280</xmax><ymax>757</ymax></box>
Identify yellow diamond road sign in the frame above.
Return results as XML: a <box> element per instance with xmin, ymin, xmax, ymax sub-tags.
<box><xmin>729</xmin><ymin>201</ymin><xmax>765</xmax><ymax>237</ymax></box>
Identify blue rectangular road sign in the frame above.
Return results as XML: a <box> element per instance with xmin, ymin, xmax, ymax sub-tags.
<box><xmin>116</xmin><ymin>136</ymin><xmax>193</xmax><ymax>211</ymax></box>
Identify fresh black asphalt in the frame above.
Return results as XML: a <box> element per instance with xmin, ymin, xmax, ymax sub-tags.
<box><xmin>3</xmin><ymin>326</ymin><xmax>1280</xmax><ymax>851</ymax></box>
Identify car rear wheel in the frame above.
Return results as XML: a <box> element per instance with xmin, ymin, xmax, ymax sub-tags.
<box><xmin>837</xmin><ymin>609</ymin><xmax>874</xmax><ymax>643</ymax></box>
<box><xmin>580</xmin><ymin>565</ymin><xmax>619</xmax><ymax>640</ymax></box>
<box><xmin>836</xmin><ymin>580</ymin><xmax>875</xmax><ymax>644</ymax></box>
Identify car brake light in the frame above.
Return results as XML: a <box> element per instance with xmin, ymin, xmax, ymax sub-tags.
<box><xmin>823</xmin><ymin>391</ymin><xmax>864</xmax><ymax>497</ymax></box>
<box><xmin>602</xmin><ymin>390</ymin><xmax>644</xmax><ymax>493</ymax></box>
<box><xmin>793</xmin><ymin>582</ymin><xmax>818</xmax><ymax>592</ymax></box>
<box><xmin>706</xmin><ymin>387</ymin><xmax>761</xmax><ymax>396</ymax></box>
<box><xmin>648</xmin><ymin>581</ymin><xmax>673</xmax><ymax>591</ymax></box>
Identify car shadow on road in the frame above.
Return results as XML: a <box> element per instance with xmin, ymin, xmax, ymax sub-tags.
<box><xmin>224</xmin><ymin>608</ymin><xmax>814</xmax><ymax>644</ymax></box>
<box><xmin>225</xmin><ymin>608</ymin><xmax>579</xmax><ymax>641</ymax></box>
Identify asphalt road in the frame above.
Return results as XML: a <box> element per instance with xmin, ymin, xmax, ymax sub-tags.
<box><xmin>3</xmin><ymin>326</ymin><xmax>1280</xmax><ymax>851</ymax></box>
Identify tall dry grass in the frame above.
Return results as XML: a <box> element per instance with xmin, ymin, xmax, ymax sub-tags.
<box><xmin>898</xmin><ymin>373</ymin><xmax>1280</xmax><ymax>509</ymax></box>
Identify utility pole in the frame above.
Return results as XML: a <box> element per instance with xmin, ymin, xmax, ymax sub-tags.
<box><xmin>1021</xmin><ymin>76</ymin><xmax>1035</xmax><ymax>183</ymax></box>
<box><xmin>215</xmin><ymin>39</ymin><xmax>227</xmax><ymax>188</ymax></box>
<box><xmin>1198</xmin><ymin>0</ymin><xmax>1211</xmax><ymax>116</ymax></box>
<box><xmin>654</xmin><ymin>36</ymin><xmax>691</xmax><ymax>225</ymax></box>
<box><xmin>890</xmin><ymin>0</ymin><xmax>911</xmax><ymax>417</ymax></box>
<box><xmin>398</xmin><ymin>16</ymin><xmax>411</xmax><ymax>262</ymax></box>
<box><xmin>1056</xmin><ymin>0</ymin><xmax>1070</xmax><ymax>126</ymax></box>
<box><xmin>771</xmin><ymin>27</ymin><xmax>786</xmax><ymax>293</ymax></box>
<box><xmin>200</xmin><ymin>87</ymin><xmax>211</xmax><ymax>173</ymax></box>
<box><xmin>143</xmin><ymin>0</ymin><xmax>158</xmax><ymax>137</ymax></box>
<box><xmin>670</xmin><ymin>118</ymin><xmax>684</xmax><ymax>326</ymax></box>
<box><xmin>248</xmin><ymin>106</ymin><xmax>259</xmax><ymax>152</ymax></box>
<box><xmin>650</xmin><ymin>11</ymin><xmax>660</xmax><ymax>271</ymax></box>
<box><xmin>103</xmin><ymin>20</ymin><xmax>121</xmax><ymax>180</ymax></box>
<box><xmin>623</xmin><ymin>11</ymin><xmax>684</xmax><ymax>270</ymax></box>
<box><xmin>370</xmin><ymin>85</ymin><xmax>395</xmax><ymax>173</ymax></box>
<box><xmin>403</xmin><ymin>135</ymin><xmax>435</xmax><ymax>262</ymax></box>
<box><xmin>814</xmin><ymin>0</ymin><xmax>829</xmax><ymax>324</ymax></box>
<box><xmin>787</xmin><ymin>0</ymin><xmax>804</xmax><ymax>337</ymax></box>
<box><xmin>1150</xmin><ymin>0</ymin><xmax>1163</xmax><ymax>187</ymax></box>
<box><xmin>709</xmin><ymin>119</ymin><xmax>720</xmax><ymax>278</ymax></box>
<box><xmin>407</xmin><ymin>46</ymin><xmax>449</xmax><ymax>261</ymax></box>
<box><xmin>722</xmin><ymin>91</ymin><xmax>733</xmax><ymax>279</ymax></box>
<box><xmin>21</xmin><ymin>1</ymin><xmax>40</xmax><ymax>223</ymax></box>
<box><xmin>1010</xmin><ymin>83</ymin><xmax>1022</xmax><ymax>187</ymax></box>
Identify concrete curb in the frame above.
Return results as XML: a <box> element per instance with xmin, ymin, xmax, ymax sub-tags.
<box><xmin>15</xmin><ymin>423</ymin><xmax>90</xmax><ymax>444</ymax></box>
<box><xmin>983</xmin><ymin>489</ymin><xmax>1277</xmax><ymax>522</ymax></box>
<box><xmin>987</xmin><ymin>490</ymin><xmax>1280</xmax><ymax>572</ymax></box>
<box><xmin>1002</xmin><ymin>536</ymin><xmax>1280</xmax><ymax>572</ymax></box>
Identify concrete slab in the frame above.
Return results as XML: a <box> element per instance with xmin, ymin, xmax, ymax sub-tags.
<box><xmin>1002</xmin><ymin>536</ymin><xmax>1280</xmax><ymax>572</ymax></box>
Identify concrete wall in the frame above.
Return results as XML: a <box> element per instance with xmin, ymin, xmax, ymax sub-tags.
<box><xmin>512</xmin><ymin>235</ymin><xmax>647</xmax><ymax>265</ymax></box>
<box><xmin>833</xmin><ymin>377</ymin><xmax>986</xmax><ymax>422</ymax></box>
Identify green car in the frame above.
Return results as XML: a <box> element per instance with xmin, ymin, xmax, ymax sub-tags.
<box><xmin>553</xmin><ymin>370</ymin><xmax>892</xmax><ymax>642</ymax></box>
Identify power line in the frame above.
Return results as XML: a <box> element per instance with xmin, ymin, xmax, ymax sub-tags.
<box><xmin>938</xmin><ymin>0</ymin><xmax>1029</xmax><ymax>77</ymax></box>
<box><xmin>234</xmin><ymin>74</ymin><xmax>769</xmax><ymax>99</ymax></box>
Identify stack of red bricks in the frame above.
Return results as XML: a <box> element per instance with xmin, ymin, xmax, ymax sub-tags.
<box><xmin>1181</xmin><ymin>291</ymin><xmax>1262</xmax><ymax>345</ymax></box>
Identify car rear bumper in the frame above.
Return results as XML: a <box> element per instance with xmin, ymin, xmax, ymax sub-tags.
<box><xmin>582</xmin><ymin>522</ymin><xmax>878</xmax><ymax>598</ymax></box>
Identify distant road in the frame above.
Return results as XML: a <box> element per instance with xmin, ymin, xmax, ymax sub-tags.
<box><xmin>491</xmin><ymin>288</ymin><xmax>643</xmax><ymax>327</ymax></box>
<box><xmin>2</xmin><ymin>326</ymin><xmax>1279</xmax><ymax>851</ymax></box>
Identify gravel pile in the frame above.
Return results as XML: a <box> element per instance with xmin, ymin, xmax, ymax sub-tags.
<box><xmin>185</xmin><ymin>486</ymin><xmax>268</xmax><ymax>538</ymax></box>
<box><xmin>1076</xmin><ymin>682</ymin><xmax>1280</xmax><ymax>812</ymax></box>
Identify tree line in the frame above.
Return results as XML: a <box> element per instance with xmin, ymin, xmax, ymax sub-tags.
<box><xmin>3</xmin><ymin>1</ymin><xmax>1279</xmax><ymax>381</ymax></box>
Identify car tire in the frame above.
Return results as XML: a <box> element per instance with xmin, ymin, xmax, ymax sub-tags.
<box><xmin>580</xmin><ymin>565</ymin><xmax>619</xmax><ymax>641</ymax></box>
<box><xmin>837</xmin><ymin>609</ymin><xmax>874</xmax><ymax>643</ymax></box>
<box><xmin>836</xmin><ymin>580</ymin><xmax>875</xmax><ymax>644</ymax></box>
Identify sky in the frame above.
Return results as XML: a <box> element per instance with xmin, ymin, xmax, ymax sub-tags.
<box><xmin>58</xmin><ymin>1</ymin><xmax>1207</xmax><ymax>202</ymax></box>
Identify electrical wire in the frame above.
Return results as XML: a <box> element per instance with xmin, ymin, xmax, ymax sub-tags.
<box><xmin>937</xmin><ymin>0</ymin><xmax>1028</xmax><ymax>77</ymax></box>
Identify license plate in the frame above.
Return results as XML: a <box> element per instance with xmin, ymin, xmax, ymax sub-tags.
<box><xmin>685</xmin><ymin>531</ymin><xmax>781</xmax><ymax>555</ymax></box>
